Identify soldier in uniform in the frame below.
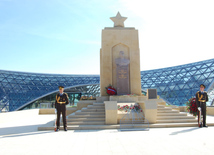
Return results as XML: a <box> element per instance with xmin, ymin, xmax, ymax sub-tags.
<box><xmin>55</xmin><ymin>86</ymin><xmax>69</xmax><ymax>131</ymax></box>
<box><xmin>195</xmin><ymin>84</ymin><xmax>208</xmax><ymax>128</ymax></box>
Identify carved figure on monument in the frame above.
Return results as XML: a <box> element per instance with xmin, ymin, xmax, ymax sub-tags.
<box><xmin>115</xmin><ymin>51</ymin><xmax>130</xmax><ymax>95</ymax></box>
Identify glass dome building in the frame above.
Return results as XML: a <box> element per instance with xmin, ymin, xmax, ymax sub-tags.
<box><xmin>0</xmin><ymin>58</ymin><xmax>214</xmax><ymax>112</ymax></box>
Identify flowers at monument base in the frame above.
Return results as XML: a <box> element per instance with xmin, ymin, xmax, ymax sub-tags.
<box><xmin>186</xmin><ymin>97</ymin><xmax>198</xmax><ymax>117</ymax></box>
<box><xmin>105</xmin><ymin>84</ymin><xmax>117</xmax><ymax>95</ymax></box>
<box><xmin>118</xmin><ymin>104</ymin><xmax>143</xmax><ymax>113</ymax></box>
<box><xmin>118</xmin><ymin>105</ymin><xmax>129</xmax><ymax>112</ymax></box>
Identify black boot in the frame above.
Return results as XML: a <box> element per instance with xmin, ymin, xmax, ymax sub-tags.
<box><xmin>64</xmin><ymin>127</ymin><xmax>67</xmax><ymax>131</ymax></box>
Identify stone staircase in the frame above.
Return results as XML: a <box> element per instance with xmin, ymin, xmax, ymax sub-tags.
<box><xmin>67</xmin><ymin>103</ymin><xmax>105</xmax><ymax>125</ymax></box>
<box><xmin>38</xmin><ymin>102</ymin><xmax>214</xmax><ymax>131</ymax></box>
<box><xmin>156</xmin><ymin>105</ymin><xmax>197</xmax><ymax>123</ymax></box>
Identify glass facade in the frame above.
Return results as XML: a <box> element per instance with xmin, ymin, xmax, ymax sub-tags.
<box><xmin>0</xmin><ymin>71</ymin><xmax>99</xmax><ymax>112</ymax></box>
<box><xmin>20</xmin><ymin>84</ymin><xmax>100</xmax><ymax>110</ymax></box>
<box><xmin>0</xmin><ymin>58</ymin><xmax>213</xmax><ymax>112</ymax></box>
<box><xmin>141</xmin><ymin>59</ymin><xmax>214</xmax><ymax>106</ymax></box>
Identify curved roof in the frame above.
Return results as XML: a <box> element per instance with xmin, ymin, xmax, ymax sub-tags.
<box><xmin>141</xmin><ymin>58</ymin><xmax>214</xmax><ymax>105</ymax></box>
<box><xmin>0</xmin><ymin>71</ymin><xmax>99</xmax><ymax>111</ymax></box>
<box><xmin>0</xmin><ymin>58</ymin><xmax>214</xmax><ymax>112</ymax></box>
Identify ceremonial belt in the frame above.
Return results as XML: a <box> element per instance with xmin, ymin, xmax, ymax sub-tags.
<box><xmin>57</xmin><ymin>102</ymin><xmax>66</xmax><ymax>104</ymax></box>
<box><xmin>199</xmin><ymin>100</ymin><xmax>206</xmax><ymax>103</ymax></box>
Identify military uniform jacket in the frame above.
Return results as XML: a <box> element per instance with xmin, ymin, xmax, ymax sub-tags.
<box><xmin>195</xmin><ymin>91</ymin><xmax>208</xmax><ymax>107</ymax></box>
<box><xmin>55</xmin><ymin>93</ymin><xmax>69</xmax><ymax>109</ymax></box>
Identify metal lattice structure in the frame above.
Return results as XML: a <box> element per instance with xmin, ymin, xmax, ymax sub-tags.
<box><xmin>0</xmin><ymin>70</ymin><xmax>99</xmax><ymax>112</ymax></box>
<box><xmin>141</xmin><ymin>58</ymin><xmax>214</xmax><ymax>106</ymax></box>
<box><xmin>0</xmin><ymin>58</ymin><xmax>214</xmax><ymax>112</ymax></box>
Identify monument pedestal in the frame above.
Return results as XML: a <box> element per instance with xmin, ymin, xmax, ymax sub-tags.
<box><xmin>101</xmin><ymin>95</ymin><xmax>164</xmax><ymax>124</ymax></box>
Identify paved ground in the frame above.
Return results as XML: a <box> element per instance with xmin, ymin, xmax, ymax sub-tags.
<box><xmin>0</xmin><ymin>109</ymin><xmax>214</xmax><ymax>155</ymax></box>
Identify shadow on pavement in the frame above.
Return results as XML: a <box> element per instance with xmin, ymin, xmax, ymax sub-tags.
<box><xmin>170</xmin><ymin>127</ymin><xmax>200</xmax><ymax>135</ymax></box>
<box><xmin>0</xmin><ymin>124</ymin><xmax>53</xmax><ymax>138</ymax></box>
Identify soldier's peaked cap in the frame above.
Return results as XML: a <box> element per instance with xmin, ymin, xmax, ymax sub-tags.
<box><xmin>200</xmin><ymin>84</ymin><xmax>205</xmax><ymax>88</ymax></box>
<box><xmin>58</xmin><ymin>86</ymin><xmax>64</xmax><ymax>89</ymax></box>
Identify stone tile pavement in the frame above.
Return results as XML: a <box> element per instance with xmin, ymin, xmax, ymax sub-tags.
<box><xmin>0</xmin><ymin>109</ymin><xmax>214</xmax><ymax>155</ymax></box>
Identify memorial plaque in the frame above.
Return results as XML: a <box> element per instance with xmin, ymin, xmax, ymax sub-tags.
<box><xmin>115</xmin><ymin>51</ymin><xmax>130</xmax><ymax>95</ymax></box>
<box><xmin>147</xmin><ymin>89</ymin><xmax>157</xmax><ymax>99</ymax></box>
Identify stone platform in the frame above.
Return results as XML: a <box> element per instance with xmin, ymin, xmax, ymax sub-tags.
<box><xmin>1</xmin><ymin>110</ymin><xmax>214</xmax><ymax>155</ymax></box>
<box><xmin>37</xmin><ymin>98</ymin><xmax>214</xmax><ymax>130</ymax></box>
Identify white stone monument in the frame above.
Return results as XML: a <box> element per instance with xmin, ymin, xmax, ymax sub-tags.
<box><xmin>100</xmin><ymin>12</ymin><xmax>142</xmax><ymax>96</ymax></box>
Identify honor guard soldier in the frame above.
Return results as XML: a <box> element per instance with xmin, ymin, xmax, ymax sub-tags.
<box><xmin>196</xmin><ymin>84</ymin><xmax>208</xmax><ymax>128</ymax></box>
<box><xmin>55</xmin><ymin>86</ymin><xmax>69</xmax><ymax>131</ymax></box>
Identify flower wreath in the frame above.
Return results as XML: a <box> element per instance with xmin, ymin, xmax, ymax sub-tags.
<box><xmin>105</xmin><ymin>84</ymin><xmax>117</xmax><ymax>95</ymax></box>
<box><xmin>186</xmin><ymin>97</ymin><xmax>198</xmax><ymax>117</ymax></box>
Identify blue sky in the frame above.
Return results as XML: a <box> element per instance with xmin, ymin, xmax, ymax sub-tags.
<box><xmin>0</xmin><ymin>0</ymin><xmax>214</xmax><ymax>74</ymax></box>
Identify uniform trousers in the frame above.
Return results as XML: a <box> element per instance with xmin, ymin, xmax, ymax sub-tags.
<box><xmin>198</xmin><ymin>102</ymin><xmax>206</xmax><ymax>126</ymax></box>
<box><xmin>56</xmin><ymin>104</ymin><xmax>67</xmax><ymax>128</ymax></box>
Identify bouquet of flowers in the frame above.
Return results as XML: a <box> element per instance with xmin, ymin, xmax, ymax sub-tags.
<box><xmin>186</xmin><ymin>97</ymin><xmax>198</xmax><ymax>117</ymax></box>
<box><xmin>118</xmin><ymin>104</ymin><xmax>143</xmax><ymax>113</ymax></box>
<box><xmin>105</xmin><ymin>84</ymin><xmax>117</xmax><ymax>95</ymax></box>
<box><xmin>118</xmin><ymin>105</ymin><xmax>130</xmax><ymax>112</ymax></box>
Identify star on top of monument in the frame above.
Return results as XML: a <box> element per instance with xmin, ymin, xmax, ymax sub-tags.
<box><xmin>110</xmin><ymin>12</ymin><xmax>127</xmax><ymax>27</ymax></box>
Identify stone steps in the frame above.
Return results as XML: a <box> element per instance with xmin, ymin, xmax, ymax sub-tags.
<box><xmin>156</xmin><ymin>119</ymin><xmax>197</xmax><ymax>123</ymax></box>
<box><xmin>157</xmin><ymin>110</ymin><xmax>179</xmax><ymax>113</ymax></box>
<box><xmin>157</xmin><ymin>105</ymin><xmax>165</xmax><ymax>108</ymax></box>
<box><xmin>157</xmin><ymin>108</ymin><xmax>172</xmax><ymax>111</ymax></box>
<box><xmin>93</xmin><ymin>103</ymin><xmax>105</xmax><ymax>106</ymax></box>
<box><xmin>42</xmin><ymin>102</ymin><xmax>200</xmax><ymax>131</ymax></box>
<box><xmin>67</xmin><ymin>121</ymin><xmax>105</xmax><ymax>125</ymax></box>
<box><xmin>87</xmin><ymin>105</ymin><xmax>105</xmax><ymax>109</ymax></box>
<box><xmin>156</xmin><ymin>104</ymin><xmax>196</xmax><ymax>124</ymax></box>
<box><xmin>68</xmin><ymin>114</ymin><xmax>105</xmax><ymax>118</ymax></box>
<box><xmin>81</xmin><ymin>108</ymin><xmax>105</xmax><ymax>112</ymax></box>
<box><xmin>67</xmin><ymin>118</ymin><xmax>105</xmax><ymax>121</ymax></box>
<box><xmin>64</xmin><ymin>103</ymin><xmax>106</xmax><ymax>126</ymax></box>
<box><xmin>75</xmin><ymin>111</ymin><xmax>105</xmax><ymax>115</ymax></box>
<box><xmin>157</xmin><ymin>112</ymin><xmax>187</xmax><ymax>116</ymax></box>
<box><xmin>157</xmin><ymin>116</ymin><xmax>195</xmax><ymax>120</ymax></box>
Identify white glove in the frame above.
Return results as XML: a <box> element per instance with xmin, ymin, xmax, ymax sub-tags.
<box><xmin>55</xmin><ymin>109</ymin><xmax>57</xmax><ymax>114</ymax></box>
<box><xmin>198</xmin><ymin>107</ymin><xmax>201</xmax><ymax>111</ymax></box>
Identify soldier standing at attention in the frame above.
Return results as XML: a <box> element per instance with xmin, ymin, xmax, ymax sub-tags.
<box><xmin>196</xmin><ymin>84</ymin><xmax>208</xmax><ymax>128</ymax></box>
<box><xmin>55</xmin><ymin>86</ymin><xmax>69</xmax><ymax>131</ymax></box>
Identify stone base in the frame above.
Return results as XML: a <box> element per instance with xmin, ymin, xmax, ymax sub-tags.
<box><xmin>102</xmin><ymin>96</ymin><xmax>165</xmax><ymax>124</ymax></box>
<box><xmin>104</xmin><ymin>101</ymin><xmax>117</xmax><ymax>124</ymax></box>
